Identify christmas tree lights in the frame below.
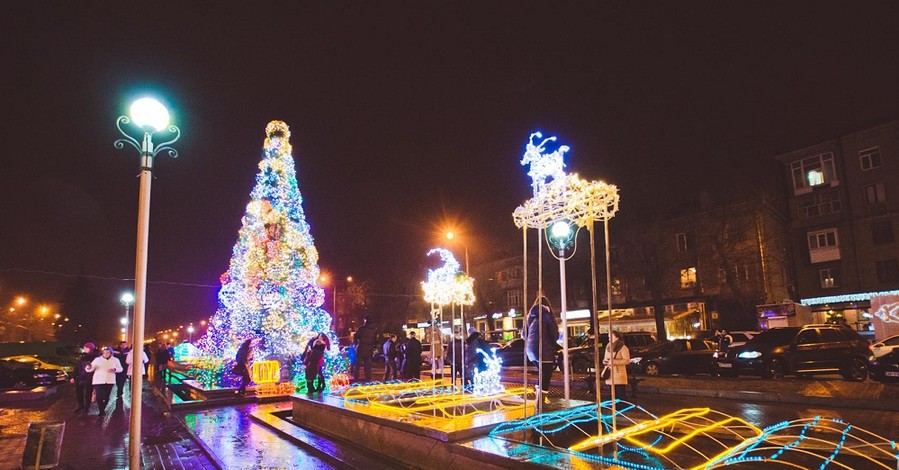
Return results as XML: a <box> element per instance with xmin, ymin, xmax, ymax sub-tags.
<box><xmin>196</xmin><ymin>120</ymin><xmax>345</xmax><ymax>387</ymax></box>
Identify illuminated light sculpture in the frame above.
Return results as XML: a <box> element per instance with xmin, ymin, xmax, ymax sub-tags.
<box><xmin>873</xmin><ymin>302</ymin><xmax>899</xmax><ymax>324</ymax></box>
<box><xmin>472</xmin><ymin>348</ymin><xmax>503</xmax><ymax>396</ymax></box>
<box><xmin>489</xmin><ymin>401</ymin><xmax>899</xmax><ymax>470</ymax></box>
<box><xmin>422</xmin><ymin>248</ymin><xmax>474</xmax><ymax>384</ymax></box>
<box><xmin>195</xmin><ymin>121</ymin><xmax>345</xmax><ymax>387</ymax></box>
<box><xmin>251</xmin><ymin>360</ymin><xmax>280</xmax><ymax>384</ymax></box>
<box><xmin>513</xmin><ymin>131</ymin><xmax>620</xmax><ymax>418</ymax></box>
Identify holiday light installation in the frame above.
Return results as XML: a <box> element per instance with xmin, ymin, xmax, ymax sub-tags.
<box><xmin>472</xmin><ymin>347</ymin><xmax>503</xmax><ymax>396</ymax></box>
<box><xmin>513</xmin><ymin>131</ymin><xmax>620</xmax><ymax>417</ymax></box>
<box><xmin>488</xmin><ymin>401</ymin><xmax>898</xmax><ymax>469</ymax></box>
<box><xmin>422</xmin><ymin>248</ymin><xmax>475</xmax><ymax>385</ymax></box>
<box><xmin>193</xmin><ymin>120</ymin><xmax>344</xmax><ymax>389</ymax></box>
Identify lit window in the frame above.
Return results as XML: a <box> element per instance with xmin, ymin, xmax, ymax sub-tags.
<box><xmin>859</xmin><ymin>147</ymin><xmax>882</xmax><ymax>171</ymax></box>
<box><xmin>790</xmin><ymin>152</ymin><xmax>837</xmax><ymax>193</ymax></box>
<box><xmin>819</xmin><ymin>268</ymin><xmax>838</xmax><ymax>288</ymax></box>
<box><xmin>680</xmin><ymin>267</ymin><xmax>697</xmax><ymax>289</ymax></box>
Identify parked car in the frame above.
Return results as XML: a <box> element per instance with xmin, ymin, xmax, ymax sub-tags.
<box><xmin>421</xmin><ymin>342</ymin><xmax>432</xmax><ymax>365</ymax></box>
<box><xmin>495</xmin><ymin>338</ymin><xmax>561</xmax><ymax>368</ymax></box>
<box><xmin>869</xmin><ymin>334</ymin><xmax>899</xmax><ymax>358</ymax></box>
<box><xmin>2</xmin><ymin>355</ymin><xmax>73</xmax><ymax>377</ymax></box>
<box><xmin>567</xmin><ymin>332</ymin><xmax>658</xmax><ymax>373</ymax></box>
<box><xmin>869</xmin><ymin>350</ymin><xmax>899</xmax><ymax>383</ymax></box>
<box><xmin>725</xmin><ymin>331</ymin><xmax>759</xmax><ymax>349</ymax></box>
<box><xmin>0</xmin><ymin>359</ymin><xmax>67</xmax><ymax>389</ymax></box>
<box><xmin>635</xmin><ymin>339</ymin><xmax>717</xmax><ymax>376</ymax></box>
<box><xmin>714</xmin><ymin>324</ymin><xmax>870</xmax><ymax>381</ymax></box>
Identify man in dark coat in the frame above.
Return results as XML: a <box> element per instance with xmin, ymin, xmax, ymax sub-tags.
<box><xmin>352</xmin><ymin>315</ymin><xmax>378</xmax><ymax>382</ymax></box>
<box><xmin>526</xmin><ymin>296</ymin><xmax>559</xmax><ymax>402</ymax></box>
<box><xmin>382</xmin><ymin>334</ymin><xmax>398</xmax><ymax>381</ymax></box>
<box><xmin>403</xmin><ymin>331</ymin><xmax>422</xmax><ymax>380</ymax></box>
<box><xmin>71</xmin><ymin>343</ymin><xmax>98</xmax><ymax>412</ymax></box>
<box><xmin>113</xmin><ymin>341</ymin><xmax>129</xmax><ymax>400</ymax></box>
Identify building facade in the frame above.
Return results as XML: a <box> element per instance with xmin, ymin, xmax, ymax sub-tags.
<box><xmin>775</xmin><ymin>121</ymin><xmax>899</xmax><ymax>333</ymax></box>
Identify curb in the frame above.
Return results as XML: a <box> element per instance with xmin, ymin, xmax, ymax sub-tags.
<box><xmin>635</xmin><ymin>385</ymin><xmax>899</xmax><ymax>412</ymax></box>
<box><xmin>149</xmin><ymin>383</ymin><xmax>226</xmax><ymax>470</ymax></box>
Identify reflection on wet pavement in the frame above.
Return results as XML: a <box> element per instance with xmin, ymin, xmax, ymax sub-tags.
<box><xmin>180</xmin><ymin>404</ymin><xmax>335</xmax><ymax>469</ymax></box>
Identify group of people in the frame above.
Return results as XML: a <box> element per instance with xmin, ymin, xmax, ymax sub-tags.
<box><xmin>526</xmin><ymin>295</ymin><xmax>631</xmax><ymax>403</ymax></box>
<box><xmin>72</xmin><ymin>341</ymin><xmax>149</xmax><ymax>415</ymax></box>
<box><xmin>380</xmin><ymin>331</ymin><xmax>423</xmax><ymax>382</ymax></box>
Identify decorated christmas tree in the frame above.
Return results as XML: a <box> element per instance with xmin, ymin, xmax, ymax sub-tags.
<box><xmin>198</xmin><ymin>121</ymin><xmax>337</xmax><ymax>372</ymax></box>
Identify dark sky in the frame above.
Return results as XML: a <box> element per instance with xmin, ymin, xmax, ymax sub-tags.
<box><xmin>3</xmin><ymin>3</ymin><xmax>899</xmax><ymax>332</ymax></box>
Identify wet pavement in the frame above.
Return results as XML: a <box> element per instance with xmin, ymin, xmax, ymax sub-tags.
<box><xmin>0</xmin><ymin>379</ymin><xmax>216</xmax><ymax>470</ymax></box>
<box><xmin>179</xmin><ymin>403</ymin><xmax>335</xmax><ymax>469</ymax></box>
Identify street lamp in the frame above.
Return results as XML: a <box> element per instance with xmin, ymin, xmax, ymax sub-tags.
<box><xmin>187</xmin><ymin>325</ymin><xmax>194</xmax><ymax>343</ymax></box>
<box><xmin>549</xmin><ymin>220</ymin><xmax>576</xmax><ymax>405</ymax></box>
<box><xmin>121</xmin><ymin>293</ymin><xmax>134</xmax><ymax>344</ymax></box>
<box><xmin>115</xmin><ymin>96</ymin><xmax>180</xmax><ymax>470</ymax></box>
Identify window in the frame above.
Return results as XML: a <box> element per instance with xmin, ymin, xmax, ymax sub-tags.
<box><xmin>796</xmin><ymin>329</ymin><xmax>820</xmax><ymax>344</ymax></box>
<box><xmin>611</xmin><ymin>277</ymin><xmax>623</xmax><ymax>296</ymax></box>
<box><xmin>859</xmin><ymin>147</ymin><xmax>882</xmax><ymax>171</ymax></box>
<box><xmin>819</xmin><ymin>328</ymin><xmax>844</xmax><ymax>343</ymax></box>
<box><xmin>808</xmin><ymin>229</ymin><xmax>838</xmax><ymax>250</ymax></box>
<box><xmin>506</xmin><ymin>289</ymin><xmax>522</xmax><ymax>308</ymax></box>
<box><xmin>676</xmin><ymin>233</ymin><xmax>689</xmax><ymax>252</ymax></box>
<box><xmin>865</xmin><ymin>183</ymin><xmax>887</xmax><ymax>205</ymax></box>
<box><xmin>819</xmin><ymin>268</ymin><xmax>839</xmax><ymax>288</ymax></box>
<box><xmin>680</xmin><ymin>267</ymin><xmax>697</xmax><ymax>289</ymax></box>
<box><xmin>798</xmin><ymin>191</ymin><xmax>842</xmax><ymax>217</ymax></box>
<box><xmin>876</xmin><ymin>259</ymin><xmax>899</xmax><ymax>282</ymax></box>
<box><xmin>790</xmin><ymin>152</ymin><xmax>837</xmax><ymax>193</ymax></box>
<box><xmin>872</xmin><ymin>221</ymin><xmax>895</xmax><ymax>245</ymax></box>
<box><xmin>718</xmin><ymin>264</ymin><xmax>750</xmax><ymax>283</ymax></box>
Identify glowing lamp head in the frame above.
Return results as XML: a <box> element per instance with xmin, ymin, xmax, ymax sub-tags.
<box><xmin>446</xmin><ymin>231</ymin><xmax>455</xmax><ymax>240</ymax></box>
<box><xmin>130</xmin><ymin>98</ymin><xmax>170</xmax><ymax>132</ymax></box>
<box><xmin>121</xmin><ymin>293</ymin><xmax>134</xmax><ymax>305</ymax></box>
<box><xmin>551</xmin><ymin>221</ymin><xmax>571</xmax><ymax>239</ymax></box>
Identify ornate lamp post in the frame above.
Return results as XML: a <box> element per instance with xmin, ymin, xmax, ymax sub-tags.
<box><xmin>549</xmin><ymin>220</ymin><xmax>576</xmax><ymax>405</ymax></box>
<box><xmin>115</xmin><ymin>97</ymin><xmax>180</xmax><ymax>470</ymax></box>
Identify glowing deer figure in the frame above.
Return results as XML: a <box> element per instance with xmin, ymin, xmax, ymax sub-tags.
<box><xmin>520</xmin><ymin>132</ymin><xmax>569</xmax><ymax>195</ymax></box>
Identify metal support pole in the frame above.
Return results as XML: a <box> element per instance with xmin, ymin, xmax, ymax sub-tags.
<box><xmin>537</xmin><ymin>228</ymin><xmax>544</xmax><ymax>413</ymax></box>
<box><xmin>522</xmin><ymin>227</ymin><xmax>529</xmax><ymax>417</ymax></box>
<box><xmin>129</xmin><ymin>150</ymin><xmax>153</xmax><ymax>470</ymax></box>
<box><xmin>559</xmin><ymin>248</ymin><xmax>569</xmax><ymax>405</ymax></box>
<box><xmin>589</xmin><ymin>219</ymin><xmax>602</xmax><ymax>434</ymax></box>
<box><xmin>604</xmin><ymin>218</ymin><xmax>616</xmax><ymax>433</ymax></box>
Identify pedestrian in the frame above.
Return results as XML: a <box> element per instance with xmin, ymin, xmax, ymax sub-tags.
<box><xmin>403</xmin><ymin>331</ymin><xmax>422</xmax><ymax>381</ymax></box>
<box><xmin>234</xmin><ymin>339</ymin><xmax>254</xmax><ymax>396</ymax></box>
<box><xmin>142</xmin><ymin>344</ymin><xmax>152</xmax><ymax>378</ymax></box>
<box><xmin>716</xmin><ymin>330</ymin><xmax>733</xmax><ymax>352</ymax></box>
<box><xmin>155</xmin><ymin>343</ymin><xmax>170</xmax><ymax>383</ymax></box>
<box><xmin>71</xmin><ymin>342</ymin><xmax>97</xmax><ymax>413</ymax></box>
<box><xmin>113</xmin><ymin>341</ymin><xmax>129</xmax><ymax>400</ymax></box>
<box><xmin>303</xmin><ymin>339</ymin><xmax>326</xmax><ymax>394</ymax></box>
<box><xmin>603</xmin><ymin>330</ymin><xmax>631</xmax><ymax>400</ymax></box>
<box><xmin>85</xmin><ymin>346</ymin><xmax>123</xmax><ymax>415</ymax></box>
<box><xmin>126</xmin><ymin>345</ymin><xmax>149</xmax><ymax>381</ymax></box>
<box><xmin>383</xmin><ymin>334</ymin><xmax>399</xmax><ymax>381</ymax></box>
<box><xmin>465</xmin><ymin>327</ymin><xmax>490</xmax><ymax>385</ymax></box>
<box><xmin>445</xmin><ymin>333</ymin><xmax>464</xmax><ymax>384</ymax></box>
<box><xmin>526</xmin><ymin>295</ymin><xmax>560</xmax><ymax>404</ymax></box>
<box><xmin>431</xmin><ymin>333</ymin><xmax>445</xmax><ymax>378</ymax></box>
<box><xmin>395</xmin><ymin>337</ymin><xmax>406</xmax><ymax>379</ymax></box>
<box><xmin>351</xmin><ymin>315</ymin><xmax>377</xmax><ymax>382</ymax></box>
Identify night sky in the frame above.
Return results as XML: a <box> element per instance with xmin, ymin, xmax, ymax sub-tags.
<box><xmin>3</xmin><ymin>3</ymin><xmax>899</xmax><ymax>332</ymax></box>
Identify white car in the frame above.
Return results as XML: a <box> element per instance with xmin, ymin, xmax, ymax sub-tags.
<box><xmin>870</xmin><ymin>334</ymin><xmax>899</xmax><ymax>358</ymax></box>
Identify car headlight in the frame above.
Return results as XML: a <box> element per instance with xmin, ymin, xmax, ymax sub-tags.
<box><xmin>737</xmin><ymin>351</ymin><xmax>762</xmax><ymax>359</ymax></box>
<box><xmin>629</xmin><ymin>357</ymin><xmax>642</xmax><ymax>364</ymax></box>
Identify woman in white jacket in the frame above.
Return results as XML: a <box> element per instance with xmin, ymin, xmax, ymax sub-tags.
<box><xmin>85</xmin><ymin>346</ymin><xmax>123</xmax><ymax>415</ymax></box>
<box><xmin>126</xmin><ymin>348</ymin><xmax>149</xmax><ymax>379</ymax></box>
<box><xmin>603</xmin><ymin>330</ymin><xmax>631</xmax><ymax>400</ymax></box>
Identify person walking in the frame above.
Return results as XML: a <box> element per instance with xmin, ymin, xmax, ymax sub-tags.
<box><xmin>113</xmin><ymin>341</ymin><xmax>129</xmax><ymax>400</ymax></box>
<box><xmin>382</xmin><ymin>334</ymin><xmax>398</xmax><ymax>381</ymax></box>
<box><xmin>465</xmin><ymin>328</ymin><xmax>490</xmax><ymax>385</ymax></box>
<box><xmin>126</xmin><ymin>345</ymin><xmax>149</xmax><ymax>382</ymax></box>
<box><xmin>71</xmin><ymin>342</ymin><xmax>97</xmax><ymax>413</ymax></box>
<box><xmin>431</xmin><ymin>333</ymin><xmax>445</xmax><ymax>378</ymax></box>
<box><xmin>85</xmin><ymin>346</ymin><xmax>123</xmax><ymax>415</ymax></box>
<box><xmin>351</xmin><ymin>315</ymin><xmax>377</xmax><ymax>383</ymax></box>
<box><xmin>603</xmin><ymin>330</ymin><xmax>631</xmax><ymax>400</ymax></box>
<box><xmin>403</xmin><ymin>331</ymin><xmax>422</xmax><ymax>381</ymax></box>
<box><xmin>234</xmin><ymin>339</ymin><xmax>254</xmax><ymax>396</ymax></box>
<box><xmin>526</xmin><ymin>295</ymin><xmax>560</xmax><ymax>404</ymax></box>
<box><xmin>303</xmin><ymin>339</ymin><xmax>326</xmax><ymax>394</ymax></box>
<box><xmin>155</xmin><ymin>343</ymin><xmax>171</xmax><ymax>383</ymax></box>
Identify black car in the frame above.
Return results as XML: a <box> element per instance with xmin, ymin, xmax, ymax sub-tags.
<box><xmin>495</xmin><ymin>338</ymin><xmax>561</xmax><ymax>368</ymax></box>
<box><xmin>567</xmin><ymin>332</ymin><xmax>658</xmax><ymax>373</ymax></box>
<box><xmin>635</xmin><ymin>339</ymin><xmax>717</xmax><ymax>376</ymax></box>
<box><xmin>714</xmin><ymin>324</ymin><xmax>870</xmax><ymax>381</ymax></box>
<box><xmin>870</xmin><ymin>350</ymin><xmax>899</xmax><ymax>383</ymax></box>
<box><xmin>0</xmin><ymin>359</ymin><xmax>67</xmax><ymax>389</ymax></box>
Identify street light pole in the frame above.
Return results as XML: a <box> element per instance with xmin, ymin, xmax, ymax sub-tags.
<box><xmin>115</xmin><ymin>97</ymin><xmax>180</xmax><ymax>470</ymax></box>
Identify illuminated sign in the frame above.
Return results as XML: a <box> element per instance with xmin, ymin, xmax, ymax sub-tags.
<box><xmin>252</xmin><ymin>360</ymin><xmax>280</xmax><ymax>384</ymax></box>
<box><xmin>562</xmin><ymin>309</ymin><xmax>591</xmax><ymax>320</ymax></box>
